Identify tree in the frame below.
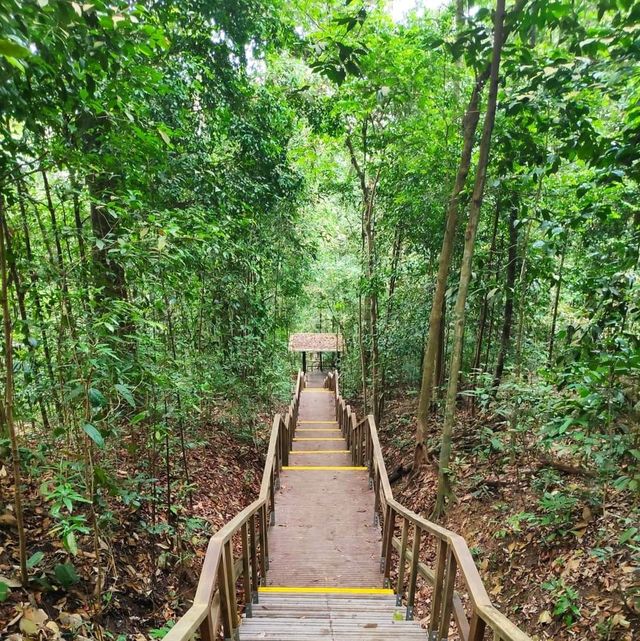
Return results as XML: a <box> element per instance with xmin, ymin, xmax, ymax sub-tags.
<box><xmin>432</xmin><ymin>0</ymin><xmax>508</xmax><ymax>516</ymax></box>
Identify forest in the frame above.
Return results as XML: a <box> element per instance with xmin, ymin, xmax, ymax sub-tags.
<box><xmin>0</xmin><ymin>0</ymin><xmax>638</xmax><ymax>640</ymax></box>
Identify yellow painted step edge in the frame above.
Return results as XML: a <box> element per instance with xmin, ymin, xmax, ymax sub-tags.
<box><xmin>293</xmin><ymin>437</ymin><xmax>344</xmax><ymax>441</ymax></box>
<box><xmin>299</xmin><ymin>420</ymin><xmax>337</xmax><ymax>424</ymax></box>
<box><xmin>282</xmin><ymin>466</ymin><xmax>367</xmax><ymax>471</ymax></box>
<box><xmin>289</xmin><ymin>450</ymin><xmax>350</xmax><ymax>454</ymax></box>
<box><xmin>259</xmin><ymin>587</ymin><xmax>393</xmax><ymax>595</ymax></box>
<box><xmin>296</xmin><ymin>428</ymin><xmax>341</xmax><ymax>432</ymax></box>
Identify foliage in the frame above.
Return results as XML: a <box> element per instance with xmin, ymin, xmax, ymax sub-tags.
<box><xmin>0</xmin><ymin>0</ymin><xmax>639</xmax><ymax>638</ymax></box>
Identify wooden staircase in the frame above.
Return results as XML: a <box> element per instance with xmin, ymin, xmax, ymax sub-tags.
<box><xmin>240</xmin><ymin>590</ymin><xmax>427</xmax><ymax>640</ymax></box>
<box><xmin>163</xmin><ymin>370</ymin><xmax>532</xmax><ymax>641</ymax></box>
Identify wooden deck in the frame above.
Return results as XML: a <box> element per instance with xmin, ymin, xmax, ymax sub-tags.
<box><xmin>163</xmin><ymin>369</ymin><xmax>532</xmax><ymax>641</ymax></box>
<box><xmin>266</xmin><ymin>374</ymin><xmax>382</xmax><ymax>588</ymax></box>
<box><xmin>240</xmin><ymin>372</ymin><xmax>427</xmax><ymax>640</ymax></box>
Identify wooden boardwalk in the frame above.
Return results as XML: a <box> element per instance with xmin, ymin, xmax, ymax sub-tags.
<box><xmin>164</xmin><ymin>370</ymin><xmax>532</xmax><ymax>641</ymax></box>
<box><xmin>239</xmin><ymin>374</ymin><xmax>426</xmax><ymax>641</ymax></box>
<box><xmin>241</xmin><ymin>372</ymin><xmax>426</xmax><ymax>640</ymax></box>
<box><xmin>266</xmin><ymin>373</ymin><xmax>381</xmax><ymax>588</ymax></box>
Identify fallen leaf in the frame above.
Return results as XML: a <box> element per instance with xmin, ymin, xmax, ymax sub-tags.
<box><xmin>538</xmin><ymin>610</ymin><xmax>553</xmax><ymax>623</ymax></box>
<box><xmin>0</xmin><ymin>574</ymin><xmax>22</xmax><ymax>587</ymax></box>
<box><xmin>0</xmin><ymin>513</ymin><xmax>18</xmax><ymax>528</ymax></box>
<box><xmin>612</xmin><ymin>613</ymin><xmax>630</xmax><ymax>628</ymax></box>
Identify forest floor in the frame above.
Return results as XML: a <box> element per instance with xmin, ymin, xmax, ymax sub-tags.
<box><xmin>375</xmin><ymin>390</ymin><xmax>639</xmax><ymax>641</ymax></box>
<box><xmin>2</xmin><ymin>390</ymin><xmax>638</xmax><ymax>640</ymax></box>
<box><xmin>0</xmin><ymin>404</ymin><xmax>273</xmax><ymax>639</ymax></box>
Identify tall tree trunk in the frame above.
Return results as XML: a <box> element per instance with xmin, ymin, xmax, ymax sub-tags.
<box><xmin>41</xmin><ymin>170</ymin><xmax>77</xmax><ymax>340</ymax></box>
<box><xmin>358</xmin><ymin>293</ymin><xmax>368</xmax><ymax>412</ymax></box>
<box><xmin>86</xmin><ymin>172</ymin><xmax>128</xmax><ymax>303</ymax></box>
<box><xmin>413</xmin><ymin>0</ymin><xmax>527</xmax><ymax>468</ymax></box>
<box><xmin>472</xmin><ymin>200</ymin><xmax>501</xmax><ymax>375</ymax></box>
<box><xmin>0</xmin><ymin>196</ymin><xmax>28</xmax><ymax>584</ymax></box>
<box><xmin>493</xmin><ymin>202</ymin><xmax>518</xmax><ymax>388</ymax></box>
<box><xmin>548</xmin><ymin>239</ymin><xmax>567</xmax><ymax>363</ymax></box>
<box><xmin>364</xmin><ymin>177</ymin><xmax>381</xmax><ymax>424</ymax></box>
<box><xmin>434</xmin><ymin>295</ymin><xmax>446</xmax><ymax>396</ymax></box>
<box><xmin>433</xmin><ymin>0</ymin><xmax>506</xmax><ymax>517</ymax></box>
<box><xmin>70</xmin><ymin>170</ymin><xmax>87</xmax><ymax>264</ymax></box>
<box><xmin>16</xmin><ymin>180</ymin><xmax>63</xmax><ymax>423</ymax></box>
<box><xmin>379</xmin><ymin>227</ymin><xmax>404</xmax><ymax>420</ymax></box>
<box><xmin>0</xmin><ymin>214</ymin><xmax>51</xmax><ymax>430</ymax></box>
<box><xmin>413</xmin><ymin>79</ymin><xmax>486</xmax><ymax>468</ymax></box>
<box><xmin>347</xmin><ymin>132</ymin><xmax>382</xmax><ymax>419</ymax></box>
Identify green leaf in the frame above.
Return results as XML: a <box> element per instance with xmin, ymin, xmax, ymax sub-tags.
<box><xmin>88</xmin><ymin>388</ymin><xmax>106</xmax><ymax>407</ymax></box>
<box><xmin>0</xmin><ymin>38</ymin><xmax>31</xmax><ymax>59</ymax></box>
<box><xmin>63</xmin><ymin>532</ymin><xmax>78</xmax><ymax>556</ymax></box>
<box><xmin>115</xmin><ymin>383</ymin><xmax>135</xmax><ymax>407</ymax></box>
<box><xmin>82</xmin><ymin>423</ymin><xmax>104</xmax><ymax>448</ymax></box>
<box><xmin>54</xmin><ymin>562</ymin><xmax>79</xmax><ymax>586</ymax></box>
<box><xmin>27</xmin><ymin>551</ymin><xmax>44</xmax><ymax>568</ymax></box>
<box><xmin>0</xmin><ymin>581</ymin><xmax>8</xmax><ymax>602</ymax></box>
<box><xmin>619</xmin><ymin>527</ymin><xmax>638</xmax><ymax>544</ymax></box>
<box><xmin>4</xmin><ymin>56</ymin><xmax>25</xmax><ymax>72</ymax></box>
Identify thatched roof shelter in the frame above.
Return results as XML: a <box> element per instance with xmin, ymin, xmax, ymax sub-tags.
<box><xmin>288</xmin><ymin>333</ymin><xmax>344</xmax><ymax>352</ymax></box>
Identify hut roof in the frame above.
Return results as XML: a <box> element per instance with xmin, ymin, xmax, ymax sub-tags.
<box><xmin>288</xmin><ymin>333</ymin><xmax>344</xmax><ymax>352</ymax></box>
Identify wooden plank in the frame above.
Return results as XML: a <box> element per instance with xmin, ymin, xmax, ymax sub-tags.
<box><xmin>405</xmin><ymin>525</ymin><xmax>421</xmax><ymax>619</ymax></box>
<box><xmin>429</xmin><ymin>538</ymin><xmax>448</xmax><ymax>634</ymax></box>
<box><xmin>258</xmin><ymin>587</ymin><xmax>393</xmax><ymax>595</ymax></box>
<box><xmin>282</xmin><ymin>466</ymin><xmax>367</xmax><ymax>471</ymax></box>
<box><xmin>241</xmin><ymin>523</ymin><xmax>252</xmax><ymax>616</ymax></box>
<box><xmin>289</xmin><ymin>450</ymin><xmax>350</xmax><ymax>454</ymax></box>
<box><xmin>249</xmin><ymin>513</ymin><xmax>259</xmax><ymax>600</ymax></box>
<box><xmin>395</xmin><ymin>518</ymin><xmax>409</xmax><ymax>605</ymax></box>
<box><xmin>438</xmin><ymin>546</ymin><xmax>457</xmax><ymax>639</ymax></box>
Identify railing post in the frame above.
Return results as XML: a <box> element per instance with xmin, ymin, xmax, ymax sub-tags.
<box><xmin>199</xmin><ymin>608</ymin><xmax>216</xmax><ymax>641</ymax></box>
<box><xmin>249</xmin><ymin>512</ymin><xmax>259</xmax><ymax>602</ymax></box>
<box><xmin>345</xmin><ymin>407</ymin><xmax>350</xmax><ymax>442</ymax></box>
<box><xmin>283</xmin><ymin>416</ymin><xmax>289</xmax><ymax>467</ymax></box>
<box><xmin>347</xmin><ymin>412</ymin><xmax>358</xmax><ymax>458</ymax></box>
<box><xmin>269</xmin><ymin>467</ymin><xmax>276</xmax><ymax>525</ymax></box>
<box><xmin>429</xmin><ymin>539</ymin><xmax>448</xmax><ymax>636</ymax></box>
<box><xmin>468</xmin><ymin>611</ymin><xmax>487</xmax><ymax>641</ymax></box>
<box><xmin>381</xmin><ymin>504</ymin><xmax>395</xmax><ymax>584</ymax></box>
<box><xmin>241</xmin><ymin>522</ymin><xmax>252</xmax><ymax>617</ymax></box>
<box><xmin>218</xmin><ymin>543</ymin><xmax>235</xmax><ymax>640</ymax></box>
<box><xmin>406</xmin><ymin>524</ymin><xmax>421</xmax><ymax>620</ymax></box>
<box><xmin>437</xmin><ymin>547</ymin><xmax>457</xmax><ymax>639</ymax></box>
<box><xmin>373</xmin><ymin>469</ymin><xmax>381</xmax><ymax>525</ymax></box>
<box><xmin>396</xmin><ymin>517</ymin><xmax>409</xmax><ymax>606</ymax></box>
<box><xmin>225</xmin><ymin>541</ymin><xmax>238</xmax><ymax>635</ymax></box>
<box><xmin>352</xmin><ymin>423</ymin><xmax>358</xmax><ymax>465</ymax></box>
<box><xmin>260</xmin><ymin>503</ymin><xmax>269</xmax><ymax>573</ymax></box>
<box><xmin>275</xmin><ymin>426</ymin><xmax>281</xmax><ymax>489</ymax></box>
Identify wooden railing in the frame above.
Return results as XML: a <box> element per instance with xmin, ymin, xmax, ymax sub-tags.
<box><xmin>325</xmin><ymin>371</ymin><xmax>532</xmax><ymax>641</ymax></box>
<box><xmin>163</xmin><ymin>372</ymin><xmax>304</xmax><ymax>641</ymax></box>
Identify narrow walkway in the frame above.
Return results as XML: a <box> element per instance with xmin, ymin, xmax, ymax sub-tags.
<box><xmin>240</xmin><ymin>372</ymin><xmax>426</xmax><ymax>640</ymax></box>
<box><xmin>266</xmin><ymin>372</ymin><xmax>381</xmax><ymax>587</ymax></box>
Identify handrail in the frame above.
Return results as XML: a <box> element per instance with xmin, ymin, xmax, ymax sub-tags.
<box><xmin>164</xmin><ymin>371</ymin><xmax>305</xmax><ymax>641</ymax></box>
<box><xmin>325</xmin><ymin>371</ymin><xmax>532</xmax><ymax>641</ymax></box>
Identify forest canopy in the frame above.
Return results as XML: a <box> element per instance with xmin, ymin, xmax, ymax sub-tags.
<box><xmin>0</xmin><ymin>0</ymin><xmax>638</xmax><ymax>639</ymax></box>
